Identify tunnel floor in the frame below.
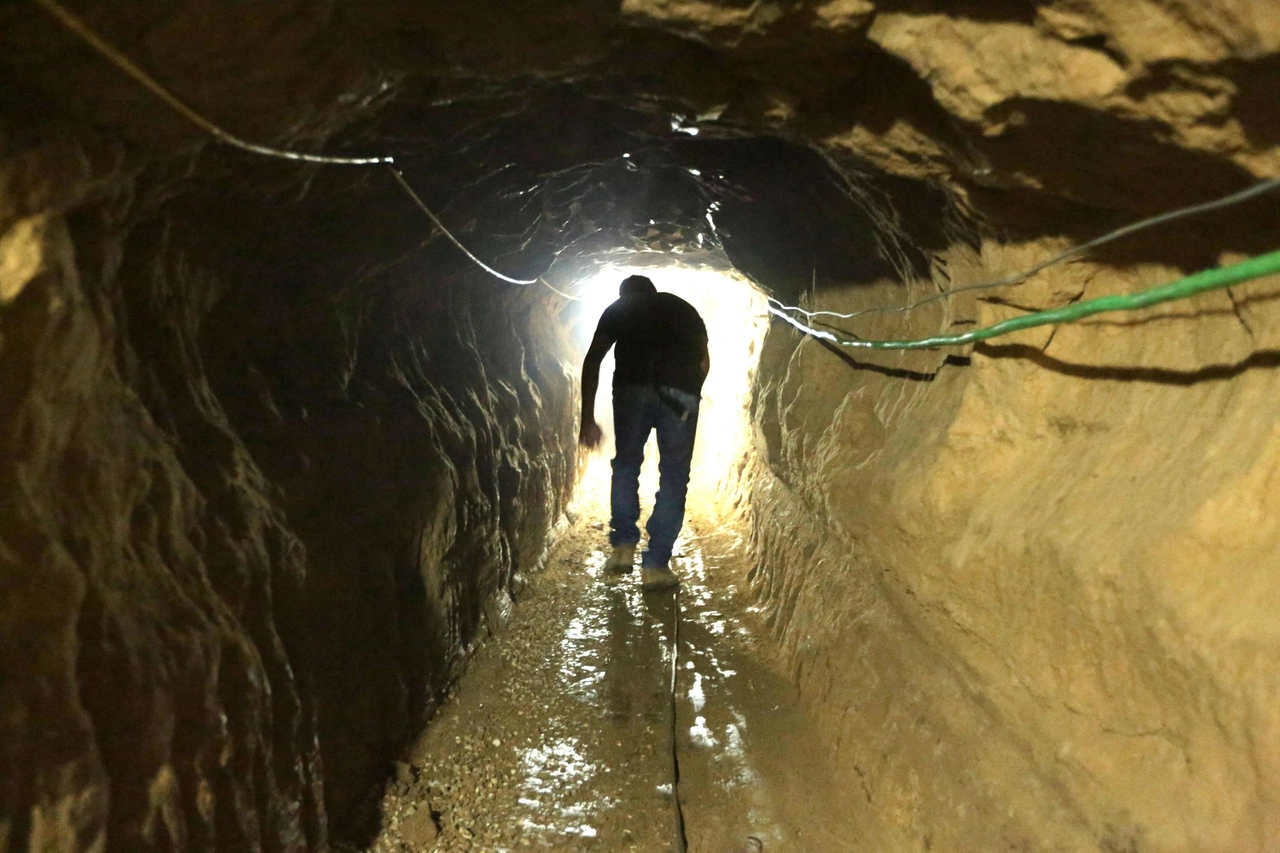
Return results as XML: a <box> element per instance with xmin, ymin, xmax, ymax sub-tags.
<box><xmin>358</xmin><ymin>465</ymin><xmax>856</xmax><ymax>852</ymax></box>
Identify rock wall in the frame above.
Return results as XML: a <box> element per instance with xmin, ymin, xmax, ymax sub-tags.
<box><xmin>744</xmin><ymin>238</ymin><xmax>1280</xmax><ymax>851</ymax></box>
<box><xmin>5</xmin><ymin>0</ymin><xmax>1280</xmax><ymax>850</ymax></box>
<box><xmin>0</xmin><ymin>141</ymin><xmax>578</xmax><ymax>849</ymax></box>
<box><xmin>604</xmin><ymin>2</ymin><xmax>1280</xmax><ymax>848</ymax></box>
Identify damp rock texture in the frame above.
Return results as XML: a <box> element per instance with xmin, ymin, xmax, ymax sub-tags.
<box><xmin>364</xmin><ymin>472</ymin><xmax>861</xmax><ymax>853</ymax></box>
<box><xmin>4</xmin><ymin>1</ymin><xmax>1280</xmax><ymax>851</ymax></box>
<box><xmin>0</xmin><ymin>70</ymin><xmax>578</xmax><ymax>853</ymax></box>
<box><xmin>744</xmin><ymin>239</ymin><xmax>1280</xmax><ymax>852</ymax></box>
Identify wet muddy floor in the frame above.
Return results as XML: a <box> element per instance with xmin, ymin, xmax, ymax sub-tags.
<box><xmin>361</xmin><ymin>467</ymin><xmax>856</xmax><ymax>852</ymax></box>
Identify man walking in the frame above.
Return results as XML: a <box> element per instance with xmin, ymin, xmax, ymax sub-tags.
<box><xmin>579</xmin><ymin>274</ymin><xmax>709</xmax><ymax>590</ymax></box>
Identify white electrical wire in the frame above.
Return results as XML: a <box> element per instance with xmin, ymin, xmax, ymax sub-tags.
<box><xmin>386</xmin><ymin>166</ymin><xmax>539</xmax><ymax>285</ymax></box>
<box><xmin>771</xmin><ymin>176</ymin><xmax>1280</xmax><ymax>324</ymax></box>
<box><xmin>34</xmin><ymin>0</ymin><xmax>552</xmax><ymax>289</ymax></box>
<box><xmin>33</xmin><ymin>0</ymin><xmax>391</xmax><ymax>165</ymax></box>
<box><xmin>49</xmin><ymin>0</ymin><xmax>1273</xmax><ymax>326</ymax></box>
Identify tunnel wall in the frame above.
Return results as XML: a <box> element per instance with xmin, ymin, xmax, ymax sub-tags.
<box><xmin>5</xmin><ymin>2</ymin><xmax>1280</xmax><ymax>850</ymax></box>
<box><xmin>0</xmin><ymin>148</ymin><xmax>578</xmax><ymax>849</ymax></box>
<box><xmin>742</xmin><ymin>240</ymin><xmax>1280</xmax><ymax>851</ymax></box>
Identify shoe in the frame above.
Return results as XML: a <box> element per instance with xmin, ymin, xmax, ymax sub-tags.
<box><xmin>641</xmin><ymin>564</ymin><xmax>680</xmax><ymax>591</ymax></box>
<box><xmin>603</xmin><ymin>544</ymin><xmax>636</xmax><ymax>575</ymax></box>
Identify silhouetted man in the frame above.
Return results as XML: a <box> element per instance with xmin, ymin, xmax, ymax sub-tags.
<box><xmin>579</xmin><ymin>274</ymin><xmax>709</xmax><ymax>590</ymax></box>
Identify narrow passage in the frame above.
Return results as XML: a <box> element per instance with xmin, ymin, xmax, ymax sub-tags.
<box><xmin>361</xmin><ymin>466</ymin><xmax>856</xmax><ymax>852</ymax></box>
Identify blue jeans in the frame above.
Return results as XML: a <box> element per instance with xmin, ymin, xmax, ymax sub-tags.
<box><xmin>609</xmin><ymin>384</ymin><xmax>700</xmax><ymax>567</ymax></box>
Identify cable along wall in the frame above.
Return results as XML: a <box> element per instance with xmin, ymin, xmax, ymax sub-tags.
<box><xmin>33</xmin><ymin>0</ymin><xmax>1280</xmax><ymax>354</ymax></box>
<box><xmin>9</xmin><ymin>1</ymin><xmax>1280</xmax><ymax>850</ymax></box>
<box><xmin>738</xmin><ymin>217</ymin><xmax>1280</xmax><ymax>851</ymax></box>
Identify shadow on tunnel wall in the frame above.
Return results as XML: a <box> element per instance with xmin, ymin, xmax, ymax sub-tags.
<box><xmin>0</xmin><ymin>131</ymin><xmax>581</xmax><ymax>849</ymax></box>
<box><xmin>676</xmin><ymin>136</ymin><xmax>954</xmax><ymax>303</ymax></box>
<box><xmin>185</xmin><ymin>170</ymin><xmax>581</xmax><ymax>841</ymax></box>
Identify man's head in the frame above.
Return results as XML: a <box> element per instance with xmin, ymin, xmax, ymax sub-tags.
<box><xmin>619</xmin><ymin>274</ymin><xmax>657</xmax><ymax>297</ymax></box>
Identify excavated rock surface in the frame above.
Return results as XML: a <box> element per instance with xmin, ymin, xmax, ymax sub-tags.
<box><xmin>622</xmin><ymin>3</ymin><xmax>1280</xmax><ymax>848</ymax></box>
<box><xmin>0</xmin><ymin>135</ymin><xmax>579</xmax><ymax>849</ymax></box>
<box><xmin>742</xmin><ymin>241</ymin><xmax>1280</xmax><ymax>852</ymax></box>
<box><xmin>362</xmin><ymin>469</ymin><xmax>861</xmax><ymax>853</ymax></box>
<box><xmin>4</xmin><ymin>1</ymin><xmax>1280</xmax><ymax>851</ymax></box>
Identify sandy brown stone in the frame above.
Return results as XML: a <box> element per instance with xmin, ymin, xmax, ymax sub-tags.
<box><xmin>3</xmin><ymin>1</ymin><xmax>1280</xmax><ymax>851</ymax></box>
<box><xmin>397</xmin><ymin>805</ymin><xmax>439</xmax><ymax>847</ymax></box>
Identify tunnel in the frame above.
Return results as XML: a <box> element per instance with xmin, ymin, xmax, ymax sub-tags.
<box><xmin>3</xmin><ymin>1</ymin><xmax>1280</xmax><ymax>851</ymax></box>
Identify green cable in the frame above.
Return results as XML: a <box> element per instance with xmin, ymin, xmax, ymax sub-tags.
<box><xmin>781</xmin><ymin>248</ymin><xmax>1280</xmax><ymax>350</ymax></box>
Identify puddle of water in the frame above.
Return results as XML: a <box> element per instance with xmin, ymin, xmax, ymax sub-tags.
<box><xmin>689</xmin><ymin>715</ymin><xmax>718</xmax><ymax>749</ymax></box>
<box><xmin>665</xmin><ymin>530</ymin><xmax>858</xmax><ymax>851</ymax></box>
<box><xmin>519</xmin><ymin>737</ymin><xmax>596</xmax><ymax>796</ymax></box>
<box><xmin>368</xmin><ymin>484</ymin><xmax>859</xmax><ymax>853</ymax></box>
<box><xmin>689</xmin><ymin>672</ymin><xmax>705</xmax><ymax>713</ymax></box>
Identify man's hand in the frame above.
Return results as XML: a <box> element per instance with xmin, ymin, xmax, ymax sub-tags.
<box><xmin>579</xmin><ymin>418</ymin><xmax>603</xmax><ymax>448</ymax></box>
<box><xmin>580</xmin><ymin>331</ymin><xmax>611</xmax><ymax>451</ymax></box>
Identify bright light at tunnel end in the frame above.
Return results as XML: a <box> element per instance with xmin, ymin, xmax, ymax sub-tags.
<box><xmin>570</xmin><ymin>263</ymin><xmax>768</xmax><ymax>505</ymax></box>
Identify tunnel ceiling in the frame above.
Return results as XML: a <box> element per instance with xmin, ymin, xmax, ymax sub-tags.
<box><xmin>7</xmin><ymin>3</ymin><xmax>1280</xmax><ymax>849</ymax></box>
<box><xmin>5</xmin><ymin>0</ymin><xmax>1279</xmax><ymax>307</ymax></box>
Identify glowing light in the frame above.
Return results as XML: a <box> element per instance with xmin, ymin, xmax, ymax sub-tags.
<box><xmin>670</xmin><ymin>115</ymin><xmax>701</xmax><ymax>135</ymax></box>
<box><xmin>570</xmin><ymin>264</ymin><xmax>768</xmax><ymax>511</ymax></box>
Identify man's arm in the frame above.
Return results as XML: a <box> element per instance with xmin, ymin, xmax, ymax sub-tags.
<box><xmin>579</xmin><ymin>331</ymin><xmax>613</xmax><ymax>448</ymax></box>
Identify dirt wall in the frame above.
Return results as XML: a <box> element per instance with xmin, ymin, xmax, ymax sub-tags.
<box><xmin>0</xmin><ymin>145</ymin><xmax>578</xmax><ymax>850</ymax></box>
<box><xmin>5</xmin><ymin>1</ymin><xmax>1280</xmax><ymax>851</ymax></box>
<box><xmin>744</xmin><ymin>240</ymin><xmax>1280</xmax><ymax>851</ymax></box>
